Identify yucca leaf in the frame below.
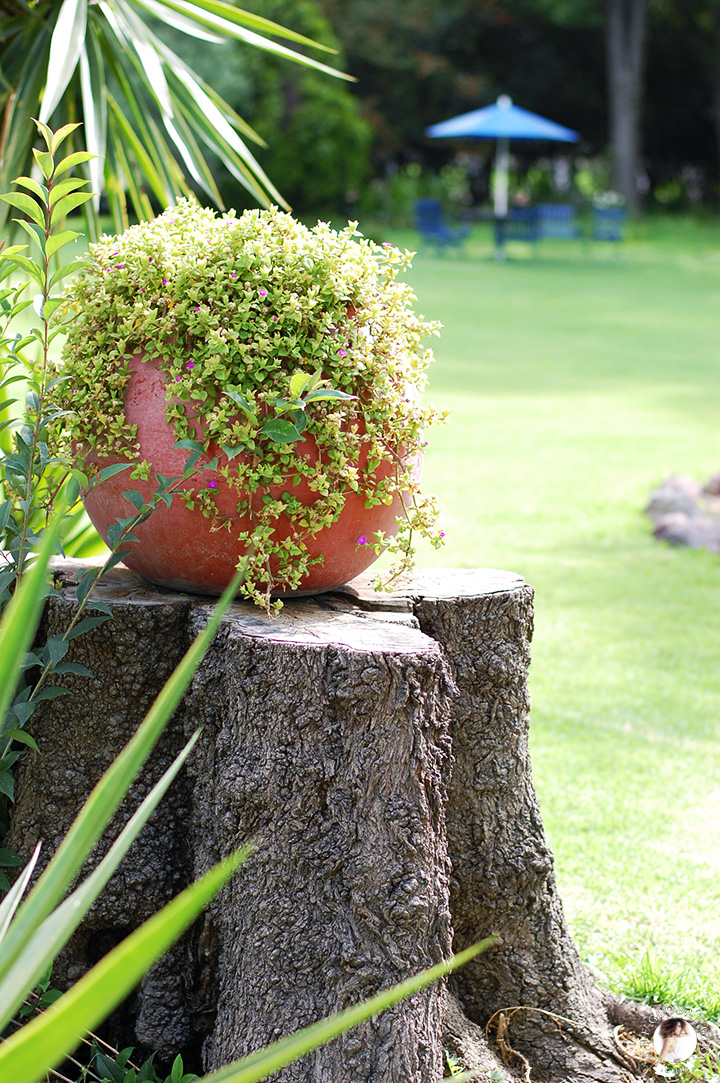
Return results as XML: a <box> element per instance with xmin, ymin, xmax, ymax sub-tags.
<box><xmin>113</xmin><ymin>0</ymin><xmax>174</xmax><ymax>118</ymax></box>
<box><xmin>154</xmin><ymin>0</ymin><xmax>350</xmax><ymax>79</ymax></box>
<box><xmin>39</xmin><ymin>0</ymin><xmax>88</xmax><ymax>124</ymax></box>
<box><xmin>0</xmin><ymin>842</ymin><xmax>41</xmax><ymax>948</ymax></box>
<box><xmin>0</xmin><ymin>566</ymin><xmax>245</xmax><ymax>974</ymax></box>
<box><xmin>79</xmin><ymin>36</ymin><xmax>107</xmax><ymax>209</ymax></box>
<box><xmin>0</xmin><ymin>730</ymin><xmax>203</xmax><ymax>1032</ymax></box>
<box><xmin>153</xmin><ymin>0</ymin><xmax>336</xmax><ymax>53</ymax></box>
<box><xmin>135</xmin><ymin>0</ymin><xmax>224</xmax><ymax>43</ymax></box>
<box><xmin>0</xmin><ymin>844</ymin><xmax>252</xmax><ymax>1083</ymax></box>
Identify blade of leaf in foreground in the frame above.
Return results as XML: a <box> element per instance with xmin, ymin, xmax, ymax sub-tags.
<box><xmin>0</xmin><ymin>505</ymin><xmax>65</xmax><ymax>731</ymax></box>
<box><xmin>0</xmin><ymin>732</ymin><xmax>202</xmax><ymax>1032</ymax></box>
<box><xmin>0</xmin><ymin>841</ymin><xmax>41</xmax><ymax>947</ymax></box>
<box><xmin>39</xmin><ymin>0</ymin><xmax>89</xmax><ymax>123</ymax></box>
<box><xmin>203</xmin><ymin>938</ymin><xmax>499</xmax><ymax>1083</ymax></box>
<box><xmin>0</xmin><ymin>566</ymin><xmax>245</xmax><ymax>974</ymax></box>
<box><xmin>154</xmin><ymin>0</ymin><xmax>350</xmax><ymax>79</ymax></box>
<box><xmin>0</xmin><ymin>844</ymin><xmax>252</xmax><ymax>1083</ymax></box>
<box><xmin>152</xmin><ymin>0</ymin><xmax>336</xmax><ymax>53</ymax></box>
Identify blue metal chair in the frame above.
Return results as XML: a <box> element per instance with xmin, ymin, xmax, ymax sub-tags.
<box><xmin>592</xmin><ymin>205</ymin><xmax>626</xmax><ymax>242</ymax></box>
<box><xmin>494</xmin><ymin>206</ymin><xmax>540</xmax><ymax>249</ymax></box>
<box><xmin>414</xmin><ymin>199</ymin><xmax>470</xmax><ymax>252</ymax></box>
<box><xmin>537</xmin><ymin>204</ymin><xmax>581</xmax><ymax>240</ymax></box>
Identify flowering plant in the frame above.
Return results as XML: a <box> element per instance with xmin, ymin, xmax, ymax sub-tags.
<box><xmin>56</xmin><ymin>199</ymin><xmax>447</xmax><ymax>607</ymax></box>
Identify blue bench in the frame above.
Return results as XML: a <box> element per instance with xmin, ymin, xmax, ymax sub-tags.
<box><xmin>415</xmin><ymin>198</ymin><xmax>470</xmax><ymax>252</ymax></box>
<box><xmin>592</xmin><ymin>205</ymin><xmax>626</xmax><ymax>242</ymax></box>
<box><xmin>537</xmin><ymin>203</ymin><xmax>581</xmax><ymax>240</ymax></box>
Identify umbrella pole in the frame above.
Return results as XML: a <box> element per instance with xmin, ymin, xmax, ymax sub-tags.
<box><xmin>493</xmin><ymin>136</ymin><xmax>510</xmax><ymax>259</ymax></box>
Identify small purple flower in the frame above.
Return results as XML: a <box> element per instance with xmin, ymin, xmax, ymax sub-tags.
<box><xmin>162</xmin><ymin>278</ymin><xmax>168</xmax><ymax>284</ymax></box>
<box><xmin>194</xmin><ymin>306</ymin><xmax>201</xmax><ymax>311</ymax></box>
<box><xmin>207</xmin><ymin>480</ymin><xmax>219</xmax><ymax>489</ymax></box>
<box><xmin>258</xmin><ymin>288</ymin><xmax>268</xmax><ymax>296</ymax></box>
<box><xmin>111</xmin><ymin>251</ymin><xmax>119</xmax><ymax>256</ymax></box>
<box><xmin>382</xmin><ymin>241</ymin><xmax>392</xmax><ymax>247</ymax></box>
<box><xmin>230</xmin><ymin>272</ymin><xmax>238</xmax><ymax>278</ymax></box>
<box><xmin>141</xmin><ymin>288</ymin><xmax>146</xmax><ymax>293</ymax></box>
<box><xmin>187</xmin><ymin>361</ymin><xmax>194</xmax><ymax>369</ymax></box>
<box><xmin>175</xmin><ymin>376</ymin><xmax>181</xmax><ymax>382</ymax></box>
<box><xmin>115</xmin><ymin>264</ymin><xmax>125</xmax><ymax>269</ymax></box>
<box><xmin>440</xmin><ymin>531</ymin><xmax>445</xmax><ymax>538</ymax></box>
<box><xmin>357</xmin><ymin>535</ymin><xmax>368</xmax><ymax>545</ymax></box>
<box><xmin>148</xmin><ymin>256</ymin><xmax>153</xmax><ymax>262</ymax></box>
<box><xmin>338</xmin><ymin>349</ymin><xmax>346</xmax><ymax>357</ymax></box>
<box><xmin>72</xmin><ymin>387</ymin><xmax>79</xmax><ymax>393</ymax></box>
<box><xmin>273</xmin><ymin>315</ymin><xmax>278</xmax><ymax>321</ymax></box>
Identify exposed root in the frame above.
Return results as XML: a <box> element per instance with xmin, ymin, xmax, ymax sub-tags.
<box><xmin>484</xmin><ymin>1006</ymin><xmax>581</xmax><ymax>1082</ymax></box>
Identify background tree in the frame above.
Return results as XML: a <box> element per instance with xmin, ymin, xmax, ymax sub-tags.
<box><xmin>163</xmin><ymin>0</ymin><xmax>372</xmax><ymax>219</ymax></box>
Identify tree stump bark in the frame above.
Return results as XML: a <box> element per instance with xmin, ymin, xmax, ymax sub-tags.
<box><xmin>8</xmin><ymin>565</ymin><xmax>634</xmax><ymax>1082</ymax></box>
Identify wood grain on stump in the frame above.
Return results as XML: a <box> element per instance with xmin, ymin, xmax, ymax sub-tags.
<box><xmin>8</xmin><ymin>565</ymin><xmax>633</xmax><ymax>1082</ymax></box>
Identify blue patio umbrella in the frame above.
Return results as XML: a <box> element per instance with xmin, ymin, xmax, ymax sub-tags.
<box><xmin>426</xmin><ymin>95</ymin><xmax>580</xmax><ymax>217</ymax></box>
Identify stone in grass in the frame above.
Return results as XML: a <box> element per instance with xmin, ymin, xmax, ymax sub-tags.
<box><xmin>645</xmin><ymin>476</ymin><xmax>703</xmax><ymax>520</ymax></box>
<box><xmin>653</xmin><ymin>511</ymin><xmax>720</xmax><ymax>552</ymax></box>
<box><xmin>646</xmin><ymin>472</ymin><xmax>720</xmax><ymax>552</ymax></box>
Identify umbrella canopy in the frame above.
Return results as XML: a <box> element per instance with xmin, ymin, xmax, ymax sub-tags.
<box><xmin>426</xmin><ymin>95</ymin><xmax>580</xmax><ymax>216</ymax></box>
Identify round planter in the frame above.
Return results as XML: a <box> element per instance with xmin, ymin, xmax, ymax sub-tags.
<box><xmin>82</xmin><ymin>354</ymin><xmax>421</xmax><ymax>597</ymax></box>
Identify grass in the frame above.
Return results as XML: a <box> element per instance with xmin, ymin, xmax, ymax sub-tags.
<box><xmin>371</xmin><ymin>214</ymin><xmax>720</xmax><ymax>1020</ymax></box>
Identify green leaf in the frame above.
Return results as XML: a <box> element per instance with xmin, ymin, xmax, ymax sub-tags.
<box><xmin>122</xmin><ymin>490</ymin><xmax>146</xmax><ymax>512</ymax></box>
<box><xmin>289</xmin><ymin>371</ymin><xmax>312</xmax><ymax>400</ymax></box>
<box><xmin>0</xmin><ymin>254</ymin><xmax>45</xmax><ymax>289</ymax></box>
<box><xmin>303</xmin><ymin>389</ymin><xmax>357</xmax><ymax>403</ymax></box>
<box><xmin>45</xmin><ymin>229</ymin><xmax>81</xmax><ymax>259</ymax></box>
<box><xmin>12</xmin><ymin>177</ymin><xmax>47</xmax><ymax>202</ymax></box>
<box><xmin>32</xmin><ymin>149</ymin><xmax>54</xmax><ymax>180</ymax></box>
<box><xmin>260</xmin><ymin>419</ymin><xmax>304</xmax><ymax>444</ymax></box>
<box><xmin>0</xmin><ymin>840</ymin><xmax>252</xmax><ymax>1080</ymax></box>
<box><xmin>0</xmin><ymin>193</ymin><xmax>45</xmax><ymax>227</ymax></box>
<box><xmin>0</xmin><ymin>849</ymin><xmax>25</xmax><ymax>868</ymax></box>
<box><xmin>50</xmin><ymin>190</ymin><xmax>94</xmax><ymax>224</ymax></box>
<box><xmin>50</xmin><ymin>260</ymin><xmax>89</xmax><ymax>289</ymax></box>
<box><xmin>4</xmin><ymin>730</ymin><xmax>39</xmax><ymax>752</ymax></box>
<box><xmin>48</xmin><ymin>177</ymin><xmax>89</xmax><ymax>206</ymax></box>
<box><xmin>50</xmin><ymin>123</ymin><xmax>82</xmax><ymax>155</ymax></box>
<box><xmin>53</xmin><ymin>151</ymin><xmax>97</xmax><ymax>178</ymax></box>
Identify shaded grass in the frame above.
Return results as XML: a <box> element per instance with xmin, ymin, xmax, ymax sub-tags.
<box><xmin>373</xmin><ymin>216</ymin><xmax>720</xmax><ymax>1019</ymax></box>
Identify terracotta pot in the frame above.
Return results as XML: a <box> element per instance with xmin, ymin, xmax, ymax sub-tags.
<box><xmin>82</xmin><ymin>355</ymin><xmax>421</xmax><ymax>596</ymax></box>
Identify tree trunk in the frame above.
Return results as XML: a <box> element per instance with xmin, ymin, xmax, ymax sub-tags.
<box><xmin>606</xmin><ymin>0</ymin><xmax>649</xmax><ymax>213</ymax></box>
<box><xmin>8</xmin><ymin>563</ymin><xmax>636</xmax><ymax>1081</ymax></box>
<box><xmin>711</xmin><ymin>3</ymin><xmax>720</xmax><ymax>213</ymax></box>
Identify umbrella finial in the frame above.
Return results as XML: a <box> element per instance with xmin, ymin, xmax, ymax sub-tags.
<box><xmin>497</xmin><ymin>94</ymin><xmax>513</xmax><ymax>110</ymax></box>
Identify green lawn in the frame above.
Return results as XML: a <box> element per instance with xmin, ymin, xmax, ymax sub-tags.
<box><xmin>375</xmin><ymin>216</ymin><xmax>720</xmax><ymax>1018</ymax></box>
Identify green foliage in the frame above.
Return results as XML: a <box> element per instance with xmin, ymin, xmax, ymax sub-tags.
<box><xmin>229</xmin><ymin>0</ymin><xmax>372</xmax><ymax>216</ymax></box>
<box><xmin>662</xmin><ymin>1048</ymin><xmax>720</xmax><ymax>1082</ymax></box>
<box><xmin>360</xmin><ymin>161</ymin><xmax>471</xmax><ymax>227</ymax></box>
<box><xmin>55</xmin><ymin>198</ymin><xmax>447</xmax><ymax>608</ymax></box>
<box><xmin>0</xmin><ymin>0</ymin><xmax>349</xmax><ymax>234</ymax></box>
<box><xmin>86</xmin><ymin>1043</ymin><xmax>199</xmax><ymax>1083</ymax></box>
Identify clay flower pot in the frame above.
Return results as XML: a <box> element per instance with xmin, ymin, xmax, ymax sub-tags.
<box><xmin>83</xmin><ymin>354</ymin><xmax>422</xmax><ymax>596</ymax></box>
<box><xmin>58</xmin><ymin>201</ymin><xmax>444</xmax><ymax>607</ymax></box>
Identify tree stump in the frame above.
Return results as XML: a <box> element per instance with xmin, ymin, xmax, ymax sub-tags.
<box><xmin>8</xmin><ymin>565</ymin><xmax>634</xmax><ymax>1082</ymax></box>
